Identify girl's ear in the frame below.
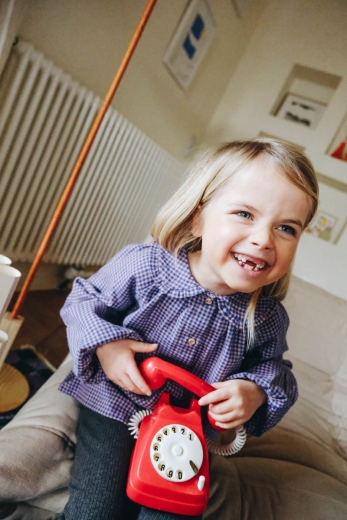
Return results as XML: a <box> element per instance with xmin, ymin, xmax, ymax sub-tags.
<box><xmin>191</xmin><ymin>205</ymin><xmax>203</xmax><ymax>237</ymax></box>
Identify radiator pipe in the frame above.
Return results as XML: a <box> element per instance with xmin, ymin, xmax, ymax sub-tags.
<box><xmin>11</xmin><ymin>0</ymin><xmax>157</xmax><ymax>320</ymax></box>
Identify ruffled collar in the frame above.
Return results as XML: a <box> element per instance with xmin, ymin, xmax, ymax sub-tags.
<box><xmin>153</xmin><ymin>243</ymin><xmax>277</xmax><ymax>327</ymax></box>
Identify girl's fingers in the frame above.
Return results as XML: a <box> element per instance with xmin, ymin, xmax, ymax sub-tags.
<box><xmin>127</xmin><ymin>362</ymin><xmax>152</xmax><ymax>396</ymax></box>
<box><xmin>210</xmin><ymin>381</ymin><xmax>230</xmax><ymax>389</ymax></box>
<box><xmin>209</xmin><ymin>409</ymin><xmax>245</xmax><ymax>429</ymax></box>
<box><xmin>209</xmin><ymin>399</ymin><xmax>235</xmax><ymax>414</ymax></box>
<box><xmin>198</xmin><ymin>388</ymin><xmax>230</xmax><ymax>407</ymax></box>
<box><xmin>121</xmin><ymin>373</ymin><xmax>148</xmax><ymax>395</ymax></box>
<box><xmin>208</xmin><ymin>409</ymin><xmax>238</xmax><ymax>424</ymax></box>
<box><xmin>97</xmin><ymin>340</ymin><xmax>158</xmax><ymax>394</ymax></box>
<box><xmin>215</xmin><ymin>418</ymin><xmax>244</xmax><ymax>430</ymax></box>
<box><xmin>131</xmin><ymin>342</ymin><xmax>158</xmax><ymax>353</ymax></box>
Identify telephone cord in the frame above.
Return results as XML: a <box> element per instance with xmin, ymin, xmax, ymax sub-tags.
<box><xmin>128</xmin><ymin>409</ymin><xmax>152</xmax><ymax>439</ymax></box>
<box><xmin>206</xmin><ymin>425</ymin><xmax>247</xmax><ymax>456</ymax></box>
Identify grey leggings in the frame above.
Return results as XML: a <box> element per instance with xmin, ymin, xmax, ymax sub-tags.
<box><xmin>56</xmin><ymin>405</ymin><xmax>203</xmax><ymax>520</ymax></box>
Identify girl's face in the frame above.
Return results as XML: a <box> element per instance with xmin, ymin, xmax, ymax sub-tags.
<box><xmin>189</xmin><ymin>157</ymin><xmax>312</xmax><ymax>296</ymax></box>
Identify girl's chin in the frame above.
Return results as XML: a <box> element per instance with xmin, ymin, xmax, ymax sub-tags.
<box><xmin>214</xmin><ymin>277</ymin><xmax>264</xmax><ymax>296</ymax></box>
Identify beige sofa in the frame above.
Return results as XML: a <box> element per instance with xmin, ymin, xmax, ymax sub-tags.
<box><xmin>0</xmin><ymin>276</ymin><xmax>347</xmax><ymax>519</ymax></box>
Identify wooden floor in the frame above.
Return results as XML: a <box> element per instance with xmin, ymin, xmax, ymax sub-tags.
<box><xmin>10</xmin><ymin>289</ymin><xmax>70</xmax><ymax>368</ymax></box>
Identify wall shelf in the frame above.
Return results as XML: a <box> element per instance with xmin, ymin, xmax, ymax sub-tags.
<box><xmin>271</xmin><ymin>64</ymin><xmax>342</xmax><ymax>131</ymax></box>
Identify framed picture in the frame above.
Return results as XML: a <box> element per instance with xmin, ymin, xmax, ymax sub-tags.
<box><xmin>276</xmin><ymin>93</ymin><xmax>326</xmax><ymax>130</ymax></box>
<box><xmin>306</xmin><ymin>210</ymin><xmax>338</xmax><ymax>242</ymax></box>
<box><xmin>163</xmin><ymin>0</ymin><xmax>216</xmax><ymax>90</ymax></box>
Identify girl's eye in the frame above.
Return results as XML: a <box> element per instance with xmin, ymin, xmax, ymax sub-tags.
<box><xmin>237</xmin><ymin>211</ymin><xmax>251</xmax><ymax>219</ymax></box>
<box><xmin>278</xmin><ymin>225</ymin><xmax>296</xmax><ymax>236</ymax></box>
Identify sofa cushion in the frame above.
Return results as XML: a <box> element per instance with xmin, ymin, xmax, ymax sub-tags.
<box><xmin>204</xmin><ymin>426</ymin><xmax>347</xmax><ymax>520</ymax></box>
<box><xmin>2</xmin><ymin>273</ymin><xmax>347</xmax><ymax>520</ymax></box>
<box><xmin>284</xmin><ymin>276</ymin><xmax>347</xmax><ymax>458</ymax></box>
<box><xmin>1</xmin><ymin>423</ymin><xmax>347</xmax><ymax>520</ymax></box>
<box><xmin>1</xmin><ymin>359</ymin><xmax>347</xmax><ymax>520</ymax></box>
<box><xmin>0</xmin><ymin>359</ymin><xmax>78</xmax><ymax>513</ymax></box>
<box><xmin>207</xmin><ymin>454</ymin><xmax>347</xmax><ymax>520</ymax></box>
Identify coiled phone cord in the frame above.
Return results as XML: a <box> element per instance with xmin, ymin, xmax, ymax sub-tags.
<box><xmin>128</xmin><ymin>410</ymin><xmax>247</xmax><ymax>456</ymax></box>
<box><xmin>206</xmin><ymin>425</ymin><xmax>247</xmax><ymax>456</ymax></box>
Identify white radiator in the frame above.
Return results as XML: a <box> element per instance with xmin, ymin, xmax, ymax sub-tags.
<box><xmin>0</xmin><ymin>40</ymin><xmax>184</xmax><ymax>266</ymax></box>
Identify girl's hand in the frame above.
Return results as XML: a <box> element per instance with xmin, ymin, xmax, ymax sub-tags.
<box><xmin>96</xmin><ymin>339</ymin><xmax>158</xmax><ymax>396</ymax></box>
<box><xmin>198</xmin><ymin>379</ymin><xmax>267</xmax><ymax>429</ymax></box>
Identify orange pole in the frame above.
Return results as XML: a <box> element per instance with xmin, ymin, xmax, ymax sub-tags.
<box><xmin>11</xmin><ymin>0</ymin><xmax>157</xmax><ymax>319</ymax></box>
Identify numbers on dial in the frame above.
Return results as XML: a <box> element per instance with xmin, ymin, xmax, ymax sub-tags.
<box><xmin>176</xmin><ymin>470</ymin><xmax>183</xmax><ymax>480</ymax></box>
<box><xmin>150</xmin><ymin>424</ymin><xmax>203</xmax><ymax>483</ymax></box>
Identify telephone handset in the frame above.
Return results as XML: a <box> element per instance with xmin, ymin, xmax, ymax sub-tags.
<box><xmin>126</xmin><ymin>357</ymin><xmax>247</xmax><ymax>516</ymax></box>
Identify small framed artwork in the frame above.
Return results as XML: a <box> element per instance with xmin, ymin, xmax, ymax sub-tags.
<box><xmin>276</xmin><ymin>93</ymin><xmax>326</xmax><ymax>130</ymax></box>
<box><xmin>306</xmin><ymin>210</ymin><xmax>338</xmax><ymax>242</ymax></box>
<box><xmin>163</xmin><ymin>0</ymin><xmax>216</xmax><ymax>90</ymax></box>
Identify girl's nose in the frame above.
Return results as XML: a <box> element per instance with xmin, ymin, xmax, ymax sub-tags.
<box><xmin>249</xmin><ymin>226</ymin><xmax>273</xmax><ymax>249</ymax></box>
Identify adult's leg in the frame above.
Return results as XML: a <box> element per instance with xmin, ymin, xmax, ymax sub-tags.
<box><xmin>56</xmin><ymin>405</ymin><xmax>138</xmax><ymax>520</ymax></box>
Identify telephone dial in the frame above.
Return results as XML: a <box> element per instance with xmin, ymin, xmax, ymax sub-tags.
<box><xmin>126</xmin><ymin>357</ymin><xmax>247</xmax><ymax>516</ymax></box>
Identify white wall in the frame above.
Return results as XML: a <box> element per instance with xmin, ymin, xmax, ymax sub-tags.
<box><xmin>10</xmin><ymin>0</ymin><xmax>347</xmax><ymax>299</ymax></box>
<box><xmin>16</xmin><ymin>0</ymin><xmax>269</xmax><ymax>160</ymax></box>
<box><xmin>0</xmin><ymin>0</ymin><xmax>26</xmax><ymax>72</ymax></box>
<box><xmin>204</xmin><ymin>0</ymin><xmax>347</xmax><ymax>301</ymax></box>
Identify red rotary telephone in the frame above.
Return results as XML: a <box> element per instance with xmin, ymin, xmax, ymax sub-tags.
<box><xmin>126</xmin><ymin>357</ymin><xmax>229</xmax><ymax>516</ymax></box>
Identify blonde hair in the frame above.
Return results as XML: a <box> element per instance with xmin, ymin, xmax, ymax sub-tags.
<box><xmin>152</xmin><ymin>138</ymin><xmax>319</xmax><ymax>344</ymax></box>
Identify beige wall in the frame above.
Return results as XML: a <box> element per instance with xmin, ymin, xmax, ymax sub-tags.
<box><xmin>0</xmin><ymin>0</ymin><xmax>26</xmax><ymax>72</ymax></box>
<box><xmin>204</xmin><ymin>0</ymin><xmax>347</xmax><ymax>301</ymax></box>
<box><xmin>17</xmin><ymin>0</ymin><xmax>269</xmax><ymax>160</ymax></box>
<box><xmin>204</xmin><ymin>0</ymin><xmax>347</xmax><ymax>146</ymax></box>
<box><xmin>5</xmin><ymin>1</ymin><xmax>346</xmax><ymax>298</ymax></box>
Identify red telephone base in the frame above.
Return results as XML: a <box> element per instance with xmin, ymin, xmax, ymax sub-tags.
<box><xmin>126</xmin><ymin>393</ymin><xmax>210</xmax><ymax>516</ymax></box>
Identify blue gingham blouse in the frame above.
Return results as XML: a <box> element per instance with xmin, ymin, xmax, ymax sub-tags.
<box><xmin>60</xmin><ymin>241</ymin><xmax>298</xmax><ymax>437</ymax></box>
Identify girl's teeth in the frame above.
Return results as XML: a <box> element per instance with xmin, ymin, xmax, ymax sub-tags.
<box><xmin>234</xmin><ymin>254</ymin><xmax>265</xmax><ymax>271</ymax></box>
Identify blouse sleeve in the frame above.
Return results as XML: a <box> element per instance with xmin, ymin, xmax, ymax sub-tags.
<box><xmin>227</xmin><ymin>301</ymin><xmax>298</xmax><ymax>437</ymax></box>
<box><xmin>60</xmin><ymin>244</ymin><xmax>152</xmax><ymax>382</ymax></box>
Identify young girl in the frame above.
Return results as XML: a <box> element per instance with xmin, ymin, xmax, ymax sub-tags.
<box><xmin>58</xmin><ymin>138</ymin><xmax>318</xmax><ymax>520</ymax></box>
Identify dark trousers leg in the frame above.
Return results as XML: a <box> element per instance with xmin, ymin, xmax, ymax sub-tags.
<box><xmin>56</xmin><ymin>405</ymin><xmax>203</xmax><ymax>520</ymax></box>
<box><xmin>56</xmin><ymin>405</ymin><xmax>138</xmax><ymax>520</ymax></box>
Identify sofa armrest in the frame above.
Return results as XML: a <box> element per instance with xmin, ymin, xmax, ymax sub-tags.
<box><xmin>0</xmin><ymin>356</ymin><xmax>79</xmax><ymax>513</ymax></box>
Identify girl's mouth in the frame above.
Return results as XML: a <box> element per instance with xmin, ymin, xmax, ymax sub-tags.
<box><xmin>233</xmin><ymin>253</ymin><xmax>267</xmax><ymax>272</ymax></box>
